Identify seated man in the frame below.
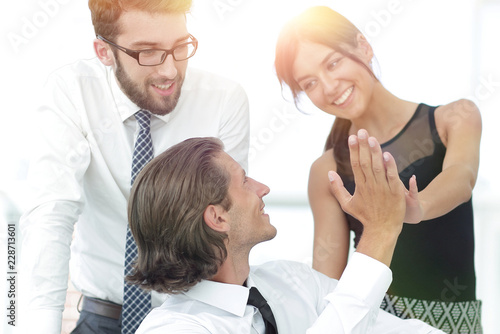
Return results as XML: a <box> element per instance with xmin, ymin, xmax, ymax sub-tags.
<box><xmin>127</xmin><ymin>132</ymin><xmax>444</xmax><ymax>333</ymax></box>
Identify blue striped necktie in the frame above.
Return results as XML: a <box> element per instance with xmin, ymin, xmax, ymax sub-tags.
<box><xmin>122</xmin><ymin>110</ymin><xmax>154</xmax><ymax>333</ymax></box>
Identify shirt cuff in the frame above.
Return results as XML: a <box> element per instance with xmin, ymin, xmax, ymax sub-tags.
<box><xmin>325</xmin><ymin>252</ymin><xmax>392</xmax><ymax>309</ymax></box>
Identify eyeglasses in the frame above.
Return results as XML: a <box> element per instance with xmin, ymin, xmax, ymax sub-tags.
<box><xmin>97</xmin><ymin>34</ymin><xmax>198</xmax><ymax>66</ymax></box>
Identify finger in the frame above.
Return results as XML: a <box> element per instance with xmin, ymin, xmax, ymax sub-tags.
<box><xmin>348</xmin><ymin>135</ymin><xmax>365</xmax><ymax>184</ymax></box>
<box><xmin>383</xmin><ymin>152</ymin><xmax>402</xmax><ymax>194</ymax></box>
<box><xmin>368</xmin><ymin>136</ymin><xmax>386</xmax><ymax>185</ymax></box>
<box><xmin>408</xmin><ymin>175</ymin><xmax>418</xmax><ymax>198</ymax></box>
<box><xmin>328</xmin><ymin>171</ymin><xmax>352</xmax><ymax>209</ymax></box>
<box><xmin>357</xmin><ymin>129</ymin><xmax>375</xmax><ymax>183</ymax></box>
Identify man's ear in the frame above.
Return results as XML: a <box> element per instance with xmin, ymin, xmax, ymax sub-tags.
<box><xmin>355</xmin><ymin>33</ymin><xmax>374</xmax><ymax>64</ymax></box>
<box><xmin>203</xmin><ymin>205</ymin><xmax>230</xmax><ymax>233</ymax></box>
<box><xmin>94</xmin><ymin>39</ymin><xmax>115</xmax><ymax>66</ymax></box>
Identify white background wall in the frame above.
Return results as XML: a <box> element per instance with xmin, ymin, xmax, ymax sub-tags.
<box><xmin>1</xmin><ymin>0</ymin><xmax>499</xmax><ymax>333</ymax></box>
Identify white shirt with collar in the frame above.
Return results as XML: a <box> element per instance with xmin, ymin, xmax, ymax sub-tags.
<box><xmin>19</xmin><ymin>57</ymin><xmax>250</xmax><ymax>334</ymax></box>
<box><xmin>137</xmin><ymin>253</ymin><xmax>445</xmax><ymax>334</ymax></box>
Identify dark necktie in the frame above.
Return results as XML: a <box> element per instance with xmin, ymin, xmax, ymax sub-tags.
<box><xmin>122</xmin><ymin>110</ymin><xmax>154</xmax><ymax>333</ymax></box>
<box><xmin>247</xmin><ymin>287</ymin><xmax>278</xmax><ymax>334</ymax></box>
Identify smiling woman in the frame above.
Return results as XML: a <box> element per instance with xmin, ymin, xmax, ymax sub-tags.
<box><xmin>274</xmin><ymin>5</ymin><xmax>482</xmax><ymax>333</ymax></box>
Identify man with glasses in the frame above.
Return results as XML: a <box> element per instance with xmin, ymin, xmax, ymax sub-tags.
<box><xmin>19</xmin><ymin>1</ymin><xmax>249</xmax><ymax>333</ymax></box>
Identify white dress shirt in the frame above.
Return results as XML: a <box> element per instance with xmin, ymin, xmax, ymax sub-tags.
<box><xmin>19</xmin><ymin>57</ymin><xmax>249</xmax><ymax>334</ymax></box>
<box><xmin>137</xmin><ymin>253</ymin><xmax>445</xmax><ymax>334</ymax></box>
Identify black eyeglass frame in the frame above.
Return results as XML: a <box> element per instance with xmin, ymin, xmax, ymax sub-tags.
<box><xmin>96</xmin><ymin>34</ymin><xmax>198</xmax><ymax>66</ymax></box>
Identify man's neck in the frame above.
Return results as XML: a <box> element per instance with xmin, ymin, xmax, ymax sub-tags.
<box><xmin>210</xmin><ymin>254</ymin><xmax>250</xmax><ymax>286</ymax></box>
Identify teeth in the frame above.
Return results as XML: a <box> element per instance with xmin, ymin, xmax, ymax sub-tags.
<box><xmin>334</xmin><ymin>87</ymin><xmax>353</xmax><ymax>105</ymax></box>
<box><xmin>154</xmin><ymin>83</ymin><xmax>173</xmax><ymax>90</ymax></box>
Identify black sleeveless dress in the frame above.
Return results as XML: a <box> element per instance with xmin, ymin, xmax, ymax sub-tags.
<box><xmin>338</xmin><ymin>104</ymin><xmax>482</xmax><ymax>333</ymax></box>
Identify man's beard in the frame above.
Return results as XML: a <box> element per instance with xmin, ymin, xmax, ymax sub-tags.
<box><xmin>114</xmin><ymin>56</ymin><xmax>184</xmax><ymax>116</ymax></box>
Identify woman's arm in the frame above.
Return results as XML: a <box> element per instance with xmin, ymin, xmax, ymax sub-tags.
<box><xmin>405</xmin><ymin>99</ymin><xmax>482</xmax><ymax>223</ymax></box>
<box><xmin>309</xmin><ymin>149</ymin><xmax>350</xmax><ymax>279</ymax></box>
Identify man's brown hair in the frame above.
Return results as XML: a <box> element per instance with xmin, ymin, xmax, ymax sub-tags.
<box><xmin>127</xmin><ymin>137</ymin><xmax>231</xmax><ymax>294</ymax></box>
<box><xmin>88</xmin><ymin>0</ymin><xmax>192</xmax><ymax>41</ymax></box>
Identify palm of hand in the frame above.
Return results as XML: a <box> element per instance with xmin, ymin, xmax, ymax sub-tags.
<box><xmin>330</xmin><ymin>132</ymin><xmax>406</xmax><ymax>234</ymax></box>
<box><xmin>344</xmin><ymin>169</ymin><xmax>406</xmax><ymax>232</ymax></box>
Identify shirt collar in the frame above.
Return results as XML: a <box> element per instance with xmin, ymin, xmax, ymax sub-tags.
<box><xmin>107</xmin><ymin>66</ymin><xmax>172</xmax><ymax>124</ymax></box>
<box><xmin>184</xmin><ymin>280</ymin><xmax>250</xmax><ymax>317</ymax></box>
